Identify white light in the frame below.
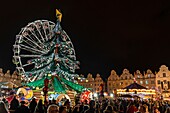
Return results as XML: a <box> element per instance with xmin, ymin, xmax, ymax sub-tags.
<box><xmin>110</xmin><ymin>93</ymin><xmax>113</xmax><ymax>97</ymax></box>
<box><xmin>41</xmin><ymin>91</ymin><xmax>43</xmax><ymax>95</ymax></box>
<box><xmin>104</xmin><ymin>92</ymin><xmax>108</xmax><ymax>96</ymax></box>
<box><xmin>94</xmin><ymin>93</ymin><xmax>98</xmax><ymax>97</ymax></box>
<box><xmin>48</xmin><ymin>74</ymin><xmax>52</xmax><ymax>76</ymax></box>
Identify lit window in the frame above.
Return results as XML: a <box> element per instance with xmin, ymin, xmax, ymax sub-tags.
<box><xmin>146</xmin><ymin>80</ymin><xmax>148</xmax><ymax>84</ymax></box>
<box><xmin>148</xmin><ymin>74</ymin><xmax>150</xmax><ymax>78</ymax></box>
<box><xmin>140</xmin><ymin>81</ymin><xmax>143</xmax><ymax>84</ymax></box>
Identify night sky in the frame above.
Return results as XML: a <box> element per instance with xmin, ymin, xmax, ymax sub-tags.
<box><xmin>0</xmin><ymin>0</ymin><xmax>170</xmax><ymax>78</ymax></box>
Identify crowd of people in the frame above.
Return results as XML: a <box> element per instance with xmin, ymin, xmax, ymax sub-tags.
<box><xmin>0</xmin><ymin>95</ymin><xmax>170</xmax><ymax>113</ymax></box>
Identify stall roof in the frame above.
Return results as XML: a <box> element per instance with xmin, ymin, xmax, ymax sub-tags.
<box><xmin>123</xmin><ymin>82</ymin><xmax>147</xmax><ymax>89</ymax></box>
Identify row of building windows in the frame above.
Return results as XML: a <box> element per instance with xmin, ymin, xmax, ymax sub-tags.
<box><xmin>108</xmin><ymin>80</ymin><xmax>155</xmax><ymax>85</ymax></box>
<box><xmin>157</xmin><ymin>80</ymin><xmax>170</xmax><ymax>84</ymax></box>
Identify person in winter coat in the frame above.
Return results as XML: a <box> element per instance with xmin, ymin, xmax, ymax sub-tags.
<box><xmin>34</xmin><ymin>99</ymin><xmax>44</xmax><ymax>113</ymax></box>
<box><xmin>29</xmin><ymin>98</ymin><xmax>37</xmax><ymax>113</ymax></box>
<box><xmin>9</xmin><ymin>96</ymin><xmax>19</xmax><ymax>111</ymax></box>
<box><xmin>59</xmin><ymin>106</ymin><xmax>67</xmax><ymax>113</ymax></box>
<box><xmin>126</xmin><ymin>102</ymin><xmax>138</xmax><ymax>113</ymax></box>
<box><xmin>0</xmin><ymin>101</ymin><xmax>9</xmax><ymax>113</ymax></box>
<box><xmin>104</xmin><ymin>105</ymin><xmax>116</xmax><ymax>113</ymax></box>
<box><xmin>14</xmin><ymin>101</ymin><xmax>30</xmax><ymax>113</ymax></box>
<box><xmin>84</xmin><ymin>100</ymin><xmax>96</xmax><ymax>113</ymax></box>
<box><xmin>47</xmin><ymin>104</ymin><xmax>59</xmax><ymax>113</ymax></box>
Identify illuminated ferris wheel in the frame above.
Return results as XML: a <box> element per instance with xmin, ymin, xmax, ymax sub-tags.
<box><xmin>13</xmin><ymin>18</ymin><xmax>79</xmax><ymax>82</ymax></box>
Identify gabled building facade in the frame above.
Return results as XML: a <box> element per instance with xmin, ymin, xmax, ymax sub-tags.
<box><xmin>156</xmin><ymin>65</ymin><xmax>170</xmax><ymax>99</ymax></box>
<box><xmin>107</xmin><ymin>70</ymin><xmax>119</xmax><ymax>94</ymax></box>
<box><xmin>0</xmin><ymin>68</ymin><xmax>21</xmax><ymax>87</ymax></box>
<box><xmin>78</xmin><ymin>73</ymin><xmax>106</xmax><ymax>93</ymax></box>
<box><xmin>119</xmin><ymin>69</ymin><xmax>134</xmax><ymax>88</ymax></box>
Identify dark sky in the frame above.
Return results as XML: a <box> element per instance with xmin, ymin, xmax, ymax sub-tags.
<box><xmin>0</xmin><ymin>0</ymin><xmax>170</xmax><ymax>78</ymax></box>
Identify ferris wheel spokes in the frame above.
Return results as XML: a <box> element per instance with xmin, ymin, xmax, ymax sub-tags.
<box><xmin>42</xmin><ymin>21</ymin><xmax>50</xmax><ymax>41</ymax></box>
<box><xmin>19</xmin><ymin>44</ymin><xmax>46</xmax><ymax>54</ymax></box>
<box><xmin>20</xmin><ymin>55</ymin><xmax>41</xmax><ymax>58</ymax></box>
<box><xmin>22</xmin><ymin>33</ymin><xmax>44</xmax><ymax>51</ymax></box>
<box><xmin>27</xmin><ymin>29</ymin><xmax>47</xmax><ymax>49</ymax></box>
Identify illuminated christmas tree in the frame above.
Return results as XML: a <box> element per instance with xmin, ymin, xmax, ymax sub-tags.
<box><xmin>13</xmin><ymin>10</ymin><xmax>84</xmax><ymax>93</ymax></box>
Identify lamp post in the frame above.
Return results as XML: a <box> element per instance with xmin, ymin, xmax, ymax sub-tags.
<box><xmin>43</xmin><ymin>77</ymin><xmax>49</xmax><ymax>103</ymax></box>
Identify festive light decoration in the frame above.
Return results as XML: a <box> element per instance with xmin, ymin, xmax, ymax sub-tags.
<box><xmin>16</xmin><ymin>87</ymin><xmax>33</xmax><ymax>100</ymax></box>
<box><xmin>13</xmin><ymin>9</ymin><xmax>85</xmax><ymax>93</ymax></box>
<box><xmin>80</xmin><ymin>90</ymin><xmax>91</xmax><ymax>104</ymax></box>
<box><xmin>94</xmin><ymin>93</ymin><xmax>98</xmax><ymax>98</ymax></box>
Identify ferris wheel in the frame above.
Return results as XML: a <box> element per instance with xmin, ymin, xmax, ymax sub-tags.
<box><xmin>13</xmin><ymin>18</ymin><xmax>79</xmax><ymax>82</ymax></box>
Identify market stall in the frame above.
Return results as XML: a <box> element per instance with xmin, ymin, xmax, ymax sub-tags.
<box><xmin>117</xmin><ymin>82</ymin><xmax>156</xmax><ymax>100</ymax></box>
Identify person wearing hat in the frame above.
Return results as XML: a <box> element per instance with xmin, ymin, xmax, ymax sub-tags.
<box><xmin>14</xmin><ymin>101</ymin><xmax>30</xmax><ymax>113</ymax></box>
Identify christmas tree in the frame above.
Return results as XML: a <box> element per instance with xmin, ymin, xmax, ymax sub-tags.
<box><xmin>13</xmin><ymin>10</ymin><xmax>84</xmax><ymax>93</ymax></box>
